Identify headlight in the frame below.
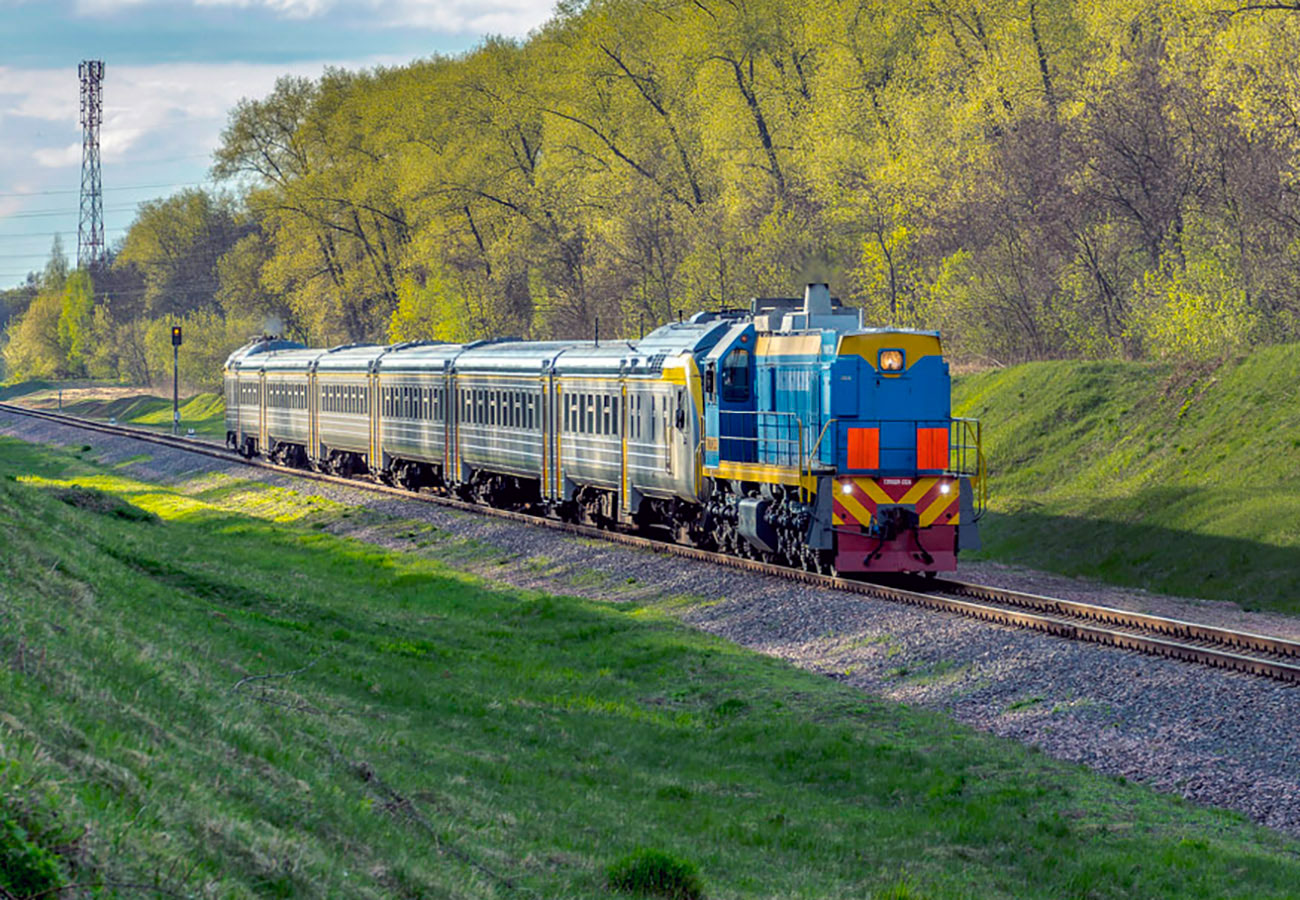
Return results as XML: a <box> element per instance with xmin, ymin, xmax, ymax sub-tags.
<box><xmin>879</xmin><ymin>350</ymin><xmax>904</xmax><ymax>372</ymax></box>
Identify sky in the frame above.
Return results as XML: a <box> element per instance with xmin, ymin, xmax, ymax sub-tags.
<box><xmin>0</xmin><ymin>0</ymin><xmax>559</xmax><ymax>290</ymax></box>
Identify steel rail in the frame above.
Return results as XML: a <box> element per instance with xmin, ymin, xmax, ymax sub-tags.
<box><xmin>4</xmin><ymin>400</ymin><xmax>1299</xmax><ymax>684</ymax></box>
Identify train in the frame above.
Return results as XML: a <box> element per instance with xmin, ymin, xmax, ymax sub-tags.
<box><xmin>223</xmin><ymin>284</ymin><xmax>985</xmax><ymax>575</ymax></box>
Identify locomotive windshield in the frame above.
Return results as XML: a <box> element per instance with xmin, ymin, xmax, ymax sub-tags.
<box><xmin>721</xmin><ymin>348</ymin><xmax>751</xmax><ymax>402</ymax></box>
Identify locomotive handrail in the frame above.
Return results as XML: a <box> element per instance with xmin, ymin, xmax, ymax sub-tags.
<box><xmin>713</xmin><ymin>410</ymin><xmax>806</xmax><ymax>472</ymax></box>
<box><xmin>805</xmin><ymin>417</ymin><xmax>839</xmax><ymax>474</ymax></box>
<box><xmin>950</xmin><ymin>417</ymin><xmax>987</xmax><ymax>519</ymax></box>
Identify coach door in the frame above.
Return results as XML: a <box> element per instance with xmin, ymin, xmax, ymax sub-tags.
<box><xmin>258</xmin><ymin>370</ymin><xmax>268</xmax><ymax>452</ymax></box>
<box><xmin>308</xmin><ymin>366</ymin><xmax>319</xmax><ymax>463</ymax></box>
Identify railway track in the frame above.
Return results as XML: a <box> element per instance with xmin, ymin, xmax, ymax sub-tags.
<box><xmin>5</xmin><ymin>400</ymin><xmax>1300</xmax><ymax>684</ymax></box>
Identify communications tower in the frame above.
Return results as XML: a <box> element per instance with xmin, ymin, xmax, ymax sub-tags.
<box><xmin>77</xmin><ymin>60</ymin><xmax>105</xmax><ymax>268</ymax></box>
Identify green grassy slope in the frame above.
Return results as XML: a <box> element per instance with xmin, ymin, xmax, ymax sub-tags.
<box><xmin>3</xmin><ymin>437</ymin><xmax>1300</xmax><ymax>898</ymax></box>
<box><xmin>954</xmin><ymin>344</ymin><xmax>1300</xmax><ymax>613</ymax></box>
<box><xmin>62</xmin><ymin>391</ymin><xmax>226</xmax><ymax>438</ymax></box>
<box><xmin>0</xmin><ymin>380</ymin><xmax>60</xmax><ymax>401</ymax></box>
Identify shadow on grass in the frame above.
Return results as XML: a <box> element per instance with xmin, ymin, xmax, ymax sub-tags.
<box><xmin>975</xmin><ymin>498</ymin><xmax>1300</xmax><ymax>614</ymax></box>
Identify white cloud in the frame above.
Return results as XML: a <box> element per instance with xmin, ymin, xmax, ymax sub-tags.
<box><xmin>68</xmin><ymin>0</ymin><xmax>556</xmax><ymax>35</ymax></box>
<box><xmin>193</xmin><ymin>0</ymin><xmax>333</xmax><ymax>18</ymax></box>
<box><xmin>1</xmin><ymin>57</ymin><xmax>402</xmax><ymax>172</ymax></box>
<box><xmin>32</xmin><ymin>144</ymin><xmax>83</xmax><ymax>169</ymax></box>
<box><xmin>374</xmin><ymin>0</ymin><xmax>557</xmax><ymax>34</ymax></box>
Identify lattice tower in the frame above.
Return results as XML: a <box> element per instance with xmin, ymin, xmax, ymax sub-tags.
<box><xmin>78</xmin><ymin>60</ymin><xmax>105</xmax><ymax>268</ymax></box>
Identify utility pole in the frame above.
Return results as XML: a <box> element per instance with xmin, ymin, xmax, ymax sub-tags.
<box><xmin>77</xmin><ymin>60</ymin><xmax>105</xmax><ymax>268</ymax></box>
<box><xmin>171</xmin><ymin>325</ymin><xmax>182</xmax><ymax>435</ymax></box>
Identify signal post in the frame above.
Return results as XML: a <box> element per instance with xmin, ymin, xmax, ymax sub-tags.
<box><xmin>172</xmin><ymin>325</ymin><xmax>182</xmax><ymax>435</ymax></box>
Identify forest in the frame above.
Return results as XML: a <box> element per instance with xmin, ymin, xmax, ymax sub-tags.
<box><xmin>4</xmin><ymin>0</ymin><xmax>1300</xmax><ymax>389</ymax></box>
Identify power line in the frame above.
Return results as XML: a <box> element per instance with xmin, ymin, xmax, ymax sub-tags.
<box><xmin>2</xmin><ymin>204</ymin><xmax>166</xmax><ymax>220</ymax></box>
<box><xmin>0</xmin><ymin>179</ymin><xmax>213</xmax><ymax>199</ymax></box>
<box><xmin>0</xmin><ymin>230</ymin><xmax>129</xmax><ymax>240</ymax></box>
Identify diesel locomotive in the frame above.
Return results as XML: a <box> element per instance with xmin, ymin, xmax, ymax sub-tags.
<box><xmin>224</xmin><ymin>284</ymin><xmax>985</xmax><ymax>575</ymax></box>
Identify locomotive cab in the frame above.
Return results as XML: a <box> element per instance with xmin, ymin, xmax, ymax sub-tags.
<box><xmin>699</xmin><ymin>284</ymin><xmax>985</xmax><ymax>575</ymax></box>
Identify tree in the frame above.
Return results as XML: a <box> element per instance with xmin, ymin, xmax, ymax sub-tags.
<box><xmin>114</xmin><ymin>189</ymin><xmax>247</xmax><ymax>318</ymax></box>
<box><xmin>57</xmin><ymin>270</ymin><xmax>95</xmax><ymax>374</ymax></box>
<box><xmin>2</xmin><ymin>289</ymin><xmax>64</xmax><ymax>380</ymax></box>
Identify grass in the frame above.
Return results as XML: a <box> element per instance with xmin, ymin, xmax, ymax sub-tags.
<box><xmin>62</xmin><ymin>391</ymin><xmax>226</xmax><ymax>438</ymax></box>
<box><xmin>954</xmin><ymin>343</ymin><xmax>1300</xmax><ymax>614</ymax></box>
<box><xmin>2</xmin><ymin>435</ymin><xmax>1300</xmax><ymax>898</ymax></box>
<box><xmin>0</xmin><ymin>380</ymin><xmax>225</xmax><ymax>438</ymax></box>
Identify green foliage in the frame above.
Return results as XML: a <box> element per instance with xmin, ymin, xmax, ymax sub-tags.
<box><xmin>388</xmin><ymin>273</ymin><xmax>477</xmax><ymax>342</ymax></box>
<box><xmin>144</xmin><ymin>310</ymin><xmax>261</xmax><ymax>392</ymax></box>
<box><xmin>3</xmin><ymin>289</ymin><xmax>65</xmax><ymax>381</ymax></box>
<box><xmin>13</xmin><ymin>0</ymin><xmax>1300</xmax><ymax>386</ymax></box>
<box><xmin>0</xmin><ymin>818</ymin><xmax>65</xmax><ymax>897</ymax></box>
<box><xmin>607</xmin><ymin>848</ymin><xmax>705</xmax><ymax>900</ymax></box>
<box><xmin>56</xmin><ymin>270</ymin><xmax>95</xmax><ymax>375</ymax></box>
<box><xmin>114</xmin><ymin>188</ymin><xmax>246</xmax><ymax>318</ymax></box>
<box><xmin>1129</xmin><ymin>251</ymin><xmax>1262</xmax><ymax>360</ymax></box>
<box><xmin>0</xmin><ymin>762</ymin><xmax>75</xmax><ymax>897</ymax></box>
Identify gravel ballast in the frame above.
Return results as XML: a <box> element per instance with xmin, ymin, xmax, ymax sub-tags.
<box><xmin>4</xmin><ymin>409</ymin><xmax>1299</xmax><ymax>837</ymax></box>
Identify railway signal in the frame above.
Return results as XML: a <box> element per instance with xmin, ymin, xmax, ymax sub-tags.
<box><xmin>172</xmin><ymin>325</ymin><xmax>182</xmax><ymax>435</ymax></box>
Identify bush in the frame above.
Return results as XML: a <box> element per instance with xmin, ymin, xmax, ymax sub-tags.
<box><xmin>0</xmin><ymin>815</ymin><xmax>65</xmax><ymax>898</ymax></box>
<box><xmin>607</xmin><ymin>848</ymin><xmax>704</xmax><ymax>900</ymax></box>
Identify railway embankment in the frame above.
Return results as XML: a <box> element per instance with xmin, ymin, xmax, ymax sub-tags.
<box><xmin>955</xmin><ymin>342</ymin><xmax>1300</xmax><ymax>615</ymax></box>
<box><xmin>3</xmin><ymin>415</ymin><xmax>1300</xmax><ymax>898</ymax></box>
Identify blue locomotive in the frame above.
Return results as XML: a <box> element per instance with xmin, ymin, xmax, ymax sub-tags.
<box><xmin>224</xmin><ymin>284</ymin><xmax>985</xmax><ymax>575</ymax></box>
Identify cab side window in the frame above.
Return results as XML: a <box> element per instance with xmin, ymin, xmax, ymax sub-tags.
<box><xmin>721</xmin><ymin>348</ymin><xmax>751</xmax><ymax>402</ymax></box>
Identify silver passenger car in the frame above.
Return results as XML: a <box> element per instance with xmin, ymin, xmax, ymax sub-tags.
<box><xmin>222</xmin><ymin>316</ymin><xmax>732</xmax><ymax>518</ymax></box>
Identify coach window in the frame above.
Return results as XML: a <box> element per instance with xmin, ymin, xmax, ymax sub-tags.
<box><xmin>721</xmin><ymin>348</ymin><xmax>751</xmax><ymax>402</ymax></box>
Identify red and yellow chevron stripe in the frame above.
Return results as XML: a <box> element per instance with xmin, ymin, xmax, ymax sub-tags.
<box><xmin>831</xmin><ymin>476</ymin><xmax>959</xmax><ymax>529</ymax></box>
